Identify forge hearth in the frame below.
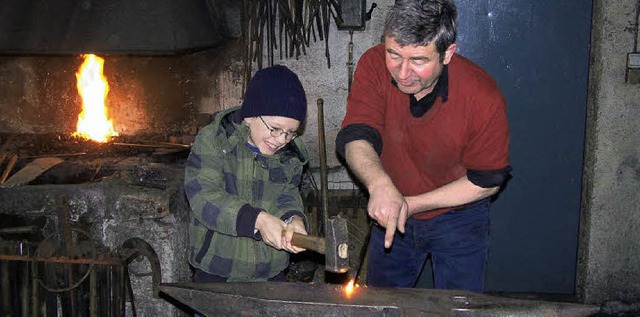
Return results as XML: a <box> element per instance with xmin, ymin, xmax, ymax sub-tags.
<box><xmin>0</xmin><ymin>132</ymin><xmax>192</xmax><ymax>316</ymax></box>
<box><xmin>0</xmin><ymin>133</ymin><xmax>191</xmax><ymax>185</ymax></box>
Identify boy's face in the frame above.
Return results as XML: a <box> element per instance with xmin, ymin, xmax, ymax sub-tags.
<box><xmin>245</xmin><ymin>115</ymin><xmax>300</xmax><ymax>155</ymax></box>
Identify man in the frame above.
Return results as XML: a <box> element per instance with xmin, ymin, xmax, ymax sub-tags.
<box><xmin>335</xmin><ymin>0</ymin><xmax>511</xmax><ymax>292</ymax></box>
<box><xmin>185</xmin><ymin>65</ymin><xmax>309</xmax><ymax>283</ymax></box>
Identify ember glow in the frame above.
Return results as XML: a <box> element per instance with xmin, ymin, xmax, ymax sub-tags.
<box><xmin>74</xmin><ymin>54</ymin><xmax>118</xmax><ymax>143</ymax></box>
<box><xmin>344</xmin><ymin>279</ymin><xmax>357</xmax><ymax>298</ymax></box>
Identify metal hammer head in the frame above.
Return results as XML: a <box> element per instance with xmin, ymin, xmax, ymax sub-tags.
<box><xmin>324</xmin><ymin>216</ymin><xmax>349</xmax><ymax>273</ymax></box>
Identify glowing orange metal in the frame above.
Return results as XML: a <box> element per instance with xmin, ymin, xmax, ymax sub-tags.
<box><xmin>73</xmin><ymin>54</ymin><xmax>118</xmax><ymax>143</ymax></box>
<box><xmin>344</xmin><ymin>279</ymin><xmax>357</xmax><ymax>298</ymax></box>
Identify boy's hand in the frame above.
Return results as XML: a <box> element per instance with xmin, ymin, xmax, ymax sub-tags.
<box><xmin>255</xmin><ymin>211</ymin><xmax>286</xmax><ymax>249</ymax></box>
<box><xmin>282</xmin><ymin>216</ymin><xmax>307</xmax><ymax>253</ymax></box>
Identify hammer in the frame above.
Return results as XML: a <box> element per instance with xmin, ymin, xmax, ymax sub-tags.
<box><xmin>287</xmin><ymin>216</ymin><xmax>349</xmax><ymax>273</ymax></box>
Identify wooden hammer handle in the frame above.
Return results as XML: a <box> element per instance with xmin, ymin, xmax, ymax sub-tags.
<box><xmin>290</xmin><ymin>232</ymin><xmax>326</xmax><ymax>254</ymax></box>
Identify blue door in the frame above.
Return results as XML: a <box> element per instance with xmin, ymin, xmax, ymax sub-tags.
<box><xmin>419</xmin><ymin>1</ymin><xmax>593</xmax><ymax>293</ymax></box>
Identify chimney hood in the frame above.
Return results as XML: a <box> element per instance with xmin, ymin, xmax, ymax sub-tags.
<box><xmin>0</xmin><ymin>0</ymin><xmax>238</xmax><ymax>55</ymax></box>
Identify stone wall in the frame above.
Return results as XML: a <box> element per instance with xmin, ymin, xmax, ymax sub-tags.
<box><xmin>577</xmin><ymin>0</ymin><xmax>640</xmax><ymax>304</ymax></box>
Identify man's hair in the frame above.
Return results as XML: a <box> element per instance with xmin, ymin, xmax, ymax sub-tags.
<box><xmin>384</xmin><ymin>0</ymin><xmax>457</xmax><ymax>60</ymax></box>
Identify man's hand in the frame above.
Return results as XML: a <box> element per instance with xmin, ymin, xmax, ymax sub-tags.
<box><xmin>255</xmin><ymin>211</ymin><xmax>286</xmax><ymax>250</ymax></box>
<box><xmin>282</xmin><ymin>216</ymin><xmax>307</xmax><ymax>253</ymax></box>
<box><xmin>344</xmin><ymin>140</ymin><xmax>408</xmax><ymax>249</ymax></box>
<box><xmin>368</xmin><ymin>182</ymin><xmax>409</xmax><ymax>248</ymax></box>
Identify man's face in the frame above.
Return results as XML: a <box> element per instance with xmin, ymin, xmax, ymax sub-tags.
<box><xmin>384</xmin><ymin>36</ymin><xmax>457</xmax><ymax>100</ymax></box>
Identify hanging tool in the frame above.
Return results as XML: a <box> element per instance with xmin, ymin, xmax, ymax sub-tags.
<box><xmin>347</xmin><ymin>30</ymin><xmax>354</xmax><ymax>91</ymax></box>
<box><xmin>338</xmin><ymin>2</ymin><xmax>377</xmax><ymax>90</ymax></box>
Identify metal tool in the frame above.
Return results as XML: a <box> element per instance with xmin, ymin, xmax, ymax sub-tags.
<box><xmin>159</xmin><ymin>282</ymin><xmax>600</xmax><ymax>317</ymax></box>
<box><xmin>287</xmin><ymin>216</ymin><xmax>349</xmax><ymax>273</ymax></box>
<box><xmin>351</xmin><ymin>220</ymin><xmax>373</xmax><ymax>284</ymax></box>
<box><xmin>316</xmin><ymin>98</ymin><xmax>329</xmax><ymax>237</ymax></box>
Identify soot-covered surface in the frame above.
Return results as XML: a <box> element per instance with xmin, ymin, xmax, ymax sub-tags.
<box><xmin>0</xmin><ymin>132</ymin><xmax>191</xmax><ymax>186</ymax></box>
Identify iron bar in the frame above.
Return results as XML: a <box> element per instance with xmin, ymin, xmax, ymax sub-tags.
<box><xmin>124</xmin><ymin>266</ymin><xmax>138</xmax><ymax>317</ymax></box>
<box><xmin>317</xmin><ymin>98</ymin><xmax>329</xmax><ymax>237</ymax></box>
<box><xmin>22</xmin><ymin>152</ymin><xmax>87</xmax><ymax>159</ymax></box>
<box><xmin>0</xmin><ymin>225</ymin><xmax>37</xmax><ymax>234</ymax></box>
<box><xmin>0</xmin><ymin>254</ymin><xmax>120</xmax><ymax>265</ymax></box>
<box><xmin>20</xmin><ymin>262</ymin><xmax>29</xmax><ymax>316</ymax></box>
<box><xmin>118</xmin><ymin>264</ymin><xmax>125</xmax><ymax>316</ymax></box>
<box><xmin>111</xmin><ymin>142</ymin><xmax>191</xmax><ymax>149</ymax></box>
<box><xmin>90</xmin><ymin>266</ymin><xmax>98</xmax><ymax>317</ymax></box>
<box><xmin>347</xmin><ymin>30</ymin><xmax>354</xmax><ymax>91</ymax></box>
<box><xmin>31</xmin><ymin>258</ymin><xmax>40</xmax><ymax>316</ymax></box>
<box><xmin>1</xmin><ymin>261</ymin><xmax>11</xmax><ymax>316</ymax></box>
<box><xmin>101</xmin><ymin>265</ymin><xmax>107</xmax><ymax>317</ymax></box>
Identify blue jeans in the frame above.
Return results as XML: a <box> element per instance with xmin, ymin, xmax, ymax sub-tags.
<box><xmin>366</xmin><ymin>198</ymin><xmax>490</xmax><ymax>292</ymax></box>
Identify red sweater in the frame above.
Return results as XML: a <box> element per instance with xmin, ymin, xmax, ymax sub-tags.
<box><xmin>342</xmin><ymin>44</ymin><xmax>510</xmax><ymax>220</ymax></box>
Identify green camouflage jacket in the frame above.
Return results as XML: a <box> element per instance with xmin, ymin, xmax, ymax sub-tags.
<box><xmin>184</xmin><ymin>106</ymin><xmax>309</xmax><ymax>281</ymax></box>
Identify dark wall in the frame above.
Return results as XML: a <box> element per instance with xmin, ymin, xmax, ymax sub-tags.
<box><xmin>0</xmin><ymin>0</ymin><xmax>240</xmax><ymax>55</ymax></box>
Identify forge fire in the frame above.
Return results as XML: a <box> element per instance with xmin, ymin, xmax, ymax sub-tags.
<box><xmin>73</xmin><ymin>54</ymin><xmax>118</xmax><ymax>143</ymax></box>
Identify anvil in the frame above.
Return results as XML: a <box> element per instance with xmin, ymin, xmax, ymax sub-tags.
<box><xmin>160</xmin><ymin>282</ymin><xmax>599</xmax><ymax>316</ymax></box>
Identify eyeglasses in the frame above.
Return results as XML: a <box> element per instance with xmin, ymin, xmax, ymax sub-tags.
<box><xmin>259</xmin><ymin>116</ymin><xmax>298</xmax><ymax>141</ymax></box>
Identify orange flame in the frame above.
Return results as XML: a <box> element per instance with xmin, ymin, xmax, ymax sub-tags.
<box><xmin>73</xmin><ymin>54</ymin><xmax>118</xmax><ymax>143</ymax></box>
<box><xmin>344</xmin><ymin>279</ymin><xmax>357</xmax><ymax>298</ymax></box>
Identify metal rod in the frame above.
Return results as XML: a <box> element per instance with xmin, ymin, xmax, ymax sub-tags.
<box><xmin>111</xmin><ymin>266</ymin><xmax>115</xmax><ymax>316</ymax></box>
<box><xmin>106</xmin><ymin>265</ymin><xmax>111</xmax><ymax>317</ymax></box>
<box><xmin>1</xmin><ymin>261</ymin><xmax>11</xmax><ymax>315</ymax></box>
<box><xmin>316</xmin><ymin>98</ymin><xmax>329</xmax><ymax>236</ymax></box>
<box><xmin>59</xmin><ymin>200</ymin><xmax>77</xmax><ymax>317</ymax></box>
<box><xmin>0</xmin><ymin>255</ymin><xmax>120</xmax><ymax>265</ymax></box>
<box><xmin>243</xmin><ymin>0</ymin><xmax>252</xmax><ymax>91</ymax></box>
<box><xmin>124</xmin><ymin>267</ymin><xmax>138</xmax><ymax>317</ymax></box>
<box><xmin>266</xmin><ymin>0</ymin><xmax>274</xmax><ymax>67</ymax></box>
<box><xmin>90</xmin><ymin>266</ymin><xmax>98</xmax><ymax>317</ymax></box>
<box><xmin>111</xmin><ymin>142</ymin><xmax>190</xmax><ymax>149</ymax></box>
<box><xmin>118</xmin><ymin>264</ymin><xmax>125</xmax><ymax>316</ymax></box>
<box><xmin>348</xmin><ymin>30</ymin><xmax>354</xmax><ymax>91</ymax></box>
<box><xmin>22</xmin><ymin>152</ymin><xmax>87</xmax><ymax>159</ymax></box>
<box><xmin>21</xmin><ymin>262</ymin><xmax>29</xmax><ymax>316</ymax></box>
<box><xmin>31</xmin><ymin>259</ymin><xmax>40</xmax><ymax>316</ymax></box>
<box><xmin>0</xmin><ymin>225</ymin><xmax>37</xmax><ymax>234</ymax></box>
<box><xmin>352</xmin><ymin>221</ymin><xmax>374</xmax><ymax>285</ymax></box>
<box><xmin>101</xmin><ymin>265</ymin><xmax>107</xmax><ymax>316</ymax></box>
<box><xmin>114</xmin><ymin>265</ymin><xmax>124</xmax><ymax>316</ymax></box>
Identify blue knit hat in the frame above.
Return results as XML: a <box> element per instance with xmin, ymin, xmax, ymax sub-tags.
<box><xmin>240</xmin><ymin>65</ymin><xmax>307</xmax><ymax>123</ymax></box>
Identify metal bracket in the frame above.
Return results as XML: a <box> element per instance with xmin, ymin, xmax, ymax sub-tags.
<box><xmin>119</xmin><ymin>237</ymin><xmax>162</xmax><ymax>298</ymax></box>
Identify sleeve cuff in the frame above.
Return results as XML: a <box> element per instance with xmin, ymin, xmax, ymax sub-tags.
<box><xmin>281</xmin><ymin>211</ymin><xmax>308</xmax><ymax>231</ymax></box>
<box><xmin>335</xmin><ymin>124</ymin><xmax>383</xmax><ymax>158</ymax></box>
<box><xmin>236</xmin><ymin>203</ymin><xmax>263</xmax><ymax>240</ymax></box>
<box><xmin>467</xmin><ymin>166</ymin><xmax>512</xmax><ymax>188</ymax></box>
